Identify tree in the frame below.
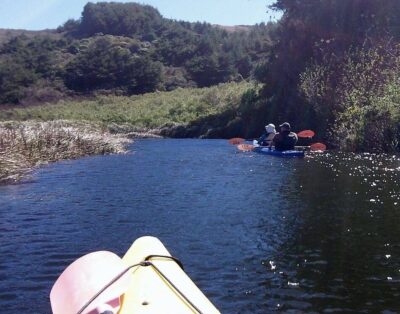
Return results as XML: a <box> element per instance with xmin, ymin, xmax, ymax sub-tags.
<box><xmin>64</xmin><ymin>36</ymin><xmax>161</xmax><ymax>94</ymax></box>
<box><xmin>78</xmin><ymin>2</ymin><xmax>163</xmax><ymax>38</ymax></box>
<box><xmin>256</xmin><ymin>0</ymin><xmax>400</xmax><ymax>130</ymax></box>
<box><xmin>0</xmin><ymin>60</ymin><xmax>37</xmax><ymax>103</ymax></box>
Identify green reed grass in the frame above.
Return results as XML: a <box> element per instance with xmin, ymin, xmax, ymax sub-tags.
<box><xmin>0</xmin><ymin>82</ymin><xmax>253</xmax><ymax>128</ymax></box>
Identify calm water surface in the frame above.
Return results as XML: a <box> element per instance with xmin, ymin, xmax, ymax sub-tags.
<box><xmin>1</xmin><ymin>139</ymin><xmax>400</xmax><ymax>313</ymax></box>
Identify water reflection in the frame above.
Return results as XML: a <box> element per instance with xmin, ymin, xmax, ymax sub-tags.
<box><xmin>0</xmin><ymin>140</ymin><xmax>399</xmax><ymax>313</ymax></box>
<box><xmin>255</xmin><ymin>152</ymin><xmax>400</xmax><ymax>312</ymax></box>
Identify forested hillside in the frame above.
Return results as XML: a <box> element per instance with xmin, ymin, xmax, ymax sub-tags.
<box><xmin>0</xmin><ymin>2</ymin><xmax>273</xmax><ymax>105</ymax></box>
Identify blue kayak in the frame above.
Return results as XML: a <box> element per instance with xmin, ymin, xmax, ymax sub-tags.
<box><xmin>254</xmin><ymin>147</ymin><xmax>305</xmax><ymax>157</ymax></box>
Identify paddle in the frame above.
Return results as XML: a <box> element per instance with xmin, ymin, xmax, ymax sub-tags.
<box><xmin>50</xmin><ymin>251</ymin><xmax>131</xmax><ymax>314</ymax></box>
<box><xmin>238</xmin><ymin>143</ymin><xmax>326</xmax><ymax>152</ymax></box>
<box><xmin>310</xmin><ymin>142</ymin><xmax>327</xmax><ymax>152</ymax></box>
<box><xmin>228</xmin><ymin>137</ymin><xmax>245</xmax><ymax>145</ymax></box>
<box><xmin>297</xmin><ymin>130</ymin><xmax>315</xmax><ymax>138</ymax></box>
<box><xmin>228</xmin><ymin>129</ymin><xmax>316</xmax><ymax>145</ymax></box>
<box><xmin>237</xmin><ymin>143</ymin><xmax>255</xmax><ymax>152</ymax></box>
<box><xmin>232</xmin><ymin>129</ymin><xmax>327</xmax><ymax>153</ymax></box>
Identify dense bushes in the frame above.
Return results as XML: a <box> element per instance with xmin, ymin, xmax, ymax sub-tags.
<box><xmin>253</xmin><ymin>0</ymin><xmax>400</xmax><ymax>152</ymax></box>
<box><xmin>0</xmin><ymin>2</ymin><xmax>274</xmax><ymax>105</ymax></box>
<box><xmin>0</xmin><ymin>36</ymin><xmax>68</xmax><ymax>104</ymax></box>
<box><xmin>78</xmin><ymin>2</ymin><xmax>163</xmax><ymax>38</ymax></box>
<box><xmin>63</xmin><ymin>36</ymin><xmax>162</xmax><ymax>93</ymax></box>
<box><xmin>300</xmin><ymin>45</ymin><xmax>400</xmax><ymax>152</ymax></box>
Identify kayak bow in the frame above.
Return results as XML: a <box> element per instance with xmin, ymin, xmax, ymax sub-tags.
<box><xmin>50</xmin><ymin>236</ymin><xmax>220</xmax><ymax>314</ymax></box>
<box><xmin>120</xmin><ymin>236</ymin><xmax>220</xmax><ymax>314</ymax></box>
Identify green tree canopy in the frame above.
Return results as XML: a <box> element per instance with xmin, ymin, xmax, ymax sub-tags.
<box><xmin>64</xmin><ymin>36</ymin><xmax>162</xmax><ymax>93</ymax></box>
<box><xmin>79</xmin><ymin>2</ymin><xmax>163</xmax><ymax>38</ymax></box>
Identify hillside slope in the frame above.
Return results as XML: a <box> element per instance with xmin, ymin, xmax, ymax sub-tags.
<box><xmin>0</xmin><ymin>2</ymin><xmax>274</xmax><ymax>105</ymax></box>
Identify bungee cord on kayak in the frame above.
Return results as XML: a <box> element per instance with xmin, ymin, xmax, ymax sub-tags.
<box><xmin>51</xmin><ymin>237</ymin><xmax>219</xmax><ymax>314</ymax></box>
<box><xmin>77</xmin><ymin>255</ymin><xmax>203</xmax><ymax>314</ymax></box>
<box><xmin>77</xmin><ymin>262</ymin><xmax>142</xmax><ymax>314</ymax></box>
<box><xmin>143</xmin><ymin>257</ymin><xmax>203</xmax><ymax>314</ymax></box>
<box><xmin>144</xmin><ymin>255</ymin><xmax>184</xmax><ymax>270</ymax></box>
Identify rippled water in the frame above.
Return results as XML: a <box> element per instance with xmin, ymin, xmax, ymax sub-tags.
<box><xmin>1</xmin><ymin>139</ymin><xmax>400</xmax><ymax>313</ymax></box>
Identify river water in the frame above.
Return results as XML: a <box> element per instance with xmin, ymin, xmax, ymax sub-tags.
<box><xmin>1</xmin><ymin>139</ymin><xmax>400</xmax><ymax>313</ymax></box>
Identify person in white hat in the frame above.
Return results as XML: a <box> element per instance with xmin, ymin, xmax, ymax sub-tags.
<box><xmin>257</xmin><ymin>123</ymin><xmax>276</xmax><ymax>146</ymax></box>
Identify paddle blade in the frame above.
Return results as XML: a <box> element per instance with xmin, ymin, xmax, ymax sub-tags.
<box><xmin>237</xmin><ymin>144</ymin><xmax>255</xmax><ymax>152</ymax></box>
<box><xmin>310</xmin><ymin>142</ymin><xmax>327</xmax><ymax>151</ymax></box>
<box><xmin>297</xmin><ymin>130</ymin><xmax>315</xmax><ymax>138</ymax></box>
<box><xmin>229</xmin><ymin>138</ymin><xmax>245</xmax><ymax>145</ymax></box>
<box><xmin>50</xmin><ymin>251</ymin><xmax>131</xmax><ymax>314</ymax></box>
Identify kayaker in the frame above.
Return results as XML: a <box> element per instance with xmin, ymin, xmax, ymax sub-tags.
<box><xmin>273</xmin><ymin>122</ymin><xmax>298</xmax><ymax>151</ymax></box>
<box><xmin>257</xmin><ymin>123</ymin><xmax>276</xmax><ymax>146</ymax></box>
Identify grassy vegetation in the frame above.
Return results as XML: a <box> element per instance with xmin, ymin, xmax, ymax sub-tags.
<box><xmin>0</xmin><ymin>82</ymin><xmax>253</xmax><ymax>129</ymax></box>
<box><xmin>0</xmin><ymin>82</ymin><xmax>257</xmax><ymax>184</ymax></box>
<box><xmin>0</xmin><ymin>120</ymin><xmax>129</xmax><ymax>184</ymax></box>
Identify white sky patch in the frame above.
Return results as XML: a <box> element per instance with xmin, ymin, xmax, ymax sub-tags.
<box><xmin>0</xmin><ymin>0</ymin><xmax>282</xmax><ymax>30</ymax></box>
<box><xmin>25</xmin><ymin>0</ymin><xmax>65</xmax><ymax>29</ymax></box>
<box><xmin>0</xmin><ymin>0</ymin><xmax>62</xmax><ymax>29</ymax></box>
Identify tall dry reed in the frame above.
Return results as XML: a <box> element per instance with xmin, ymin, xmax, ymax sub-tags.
<box><xmin>0</xmin><ymin>120</ymin><xmax>130</xmax><ymax>184</ymax></box>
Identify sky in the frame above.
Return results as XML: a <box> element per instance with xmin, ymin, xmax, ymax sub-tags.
<box><xmin>0</xmin><ymin>0</ymin><xmax>282</xmax><ymax>30</ymax></box>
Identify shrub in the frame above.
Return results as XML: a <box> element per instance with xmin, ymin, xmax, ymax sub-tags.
<box><xmin>300</xmin><ymin>44</ymin><xmax>400</xmax><ymax>151</ymax></box>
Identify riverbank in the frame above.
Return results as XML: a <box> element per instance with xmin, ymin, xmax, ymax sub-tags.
<box><xmin>0</xmin><ymin>120</ymin><xmax>131</xmax><ymax>184</ymax></box>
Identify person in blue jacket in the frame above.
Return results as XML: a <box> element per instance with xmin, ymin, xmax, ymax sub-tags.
<box><xmin>273</xmin><ymin>122</ymin><xmax>298</xmax><ymax>151</ymax></box>
<box><xmin>257</xmin><ymin>123</ymin><xmax>276</xmax><ymax>146</ymax></box>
